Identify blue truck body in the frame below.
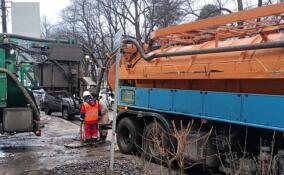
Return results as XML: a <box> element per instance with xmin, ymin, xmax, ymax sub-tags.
<box><xmin>119</xmin><ymin>86</ymin><xmax>284</xmax><ymax>132</ymax></box>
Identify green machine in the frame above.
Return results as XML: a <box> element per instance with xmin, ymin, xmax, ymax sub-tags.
<box><xmin>0</xmin><ymin>34</ymin><xmax>81</xmax><ymax>136</ymax></box>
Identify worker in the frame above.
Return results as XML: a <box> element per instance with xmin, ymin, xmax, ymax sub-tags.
<box><xmin>80</xmin><ymin>91</ymin><xmax>101</xmax><ymax>145</ymax></box>
<box><xmin>98</xmin><ymin>97</ymin><xmax>109</xmax><ymax>144</ymax></box>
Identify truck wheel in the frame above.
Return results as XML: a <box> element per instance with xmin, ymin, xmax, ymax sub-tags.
<box><xmin>117</xmin><ymin>117</ymin><xmax>140</xmax><ymax>154</ymax></box>
<box><xmin>40</xmin><ymin>102</ymin><xmax>44</xmax><ymax>111</ymax></box>
<box><xmin>44</xmin><ymin>106</ymin><xmax>52</xmax><ymax>115</ymax></box>
<box><xmin>142</xmin><ymin>121</ymin><xmax>174</xmax><ymax>162</ymax></box>
<box><xmin>62</xmin><ymin>107</ymin><xmax>69</xmax><ymax>120</ymax></box>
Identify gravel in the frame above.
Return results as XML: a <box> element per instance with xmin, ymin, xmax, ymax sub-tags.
<box><xmin>25</xmin><ymin>157</ymin><xmax>143</xmax><ymax>175</ymax></box>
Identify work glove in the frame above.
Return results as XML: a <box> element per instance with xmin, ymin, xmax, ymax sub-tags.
<box><xmin>80</xmin><ymin>113</ymin><xmax>85</xmax><ymax>122</ymax></box>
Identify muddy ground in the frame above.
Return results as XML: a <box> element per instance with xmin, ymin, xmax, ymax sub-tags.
<box><xmin>0</xmin><ymin>113</ymin><xmax>175</xmax><ymax>175</ymax></box>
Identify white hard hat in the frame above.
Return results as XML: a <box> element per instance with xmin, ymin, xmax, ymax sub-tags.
<box><xmin>83</xmin><ymin>91</ymin><xmax>91</xmax><ymax>97</ymax></box>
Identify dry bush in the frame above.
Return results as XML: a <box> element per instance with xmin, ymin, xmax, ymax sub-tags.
<box><xmin>134</xmin><ymin>119</ymin><xmax>282</xmax><ymax>175</ymax></box>
<box><xmin>216</xmin><ymin>128</ymin><xmax>279</xmax><ymax>175</ymax></box>
<box><xmin>135</xmin><ymin>119</ymin><xmax>215</xmax><ymax>175</ymax></box>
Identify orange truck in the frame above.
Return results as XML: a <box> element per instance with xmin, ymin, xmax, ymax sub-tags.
<box><xmin>109</xmin><ymin>3</ymin><xmax>284</xmax><ymax>173</ymax></box>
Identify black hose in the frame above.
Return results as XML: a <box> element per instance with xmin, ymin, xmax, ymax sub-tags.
<box><xmin>123</xmin><ymin>38</ymin><xmax>284</xmax><ymax>61</ymax></box>
<box><xmin>0</xmin><ymin>68</ymin><xmax>40</xmax><ymax>120</ymax></box>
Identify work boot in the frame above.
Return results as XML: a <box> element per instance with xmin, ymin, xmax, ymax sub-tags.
<box><xmin>85</xmin><ymin>138</ymin><xmax>92</xmax><ymax>145</ymax></box>
<box><xmin>92</xmin><ymin>137</ymin><xmax>98</xmax><ymax>147</ymax></box>
<box><xmin>93</xmin><ymin>137</ymin><xmax>99</xmax><ymax>143</ymax></box>
<box><xmin>100</xmin><ymin>135</ymin><xmax>107</xmax><ymax>144</ymax></box>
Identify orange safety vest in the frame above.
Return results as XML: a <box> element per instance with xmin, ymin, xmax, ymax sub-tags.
<box><xmin>83</xmin><ymin>101</ymin><xmax>99</xmax><ymax>122</ymax></box>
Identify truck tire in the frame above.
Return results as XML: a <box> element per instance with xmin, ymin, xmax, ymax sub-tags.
<box><xmin>142</xmin><ymin>121</ymin><xmax>175</xmax><ymax>162</ymax></box>
<box><xmin>117</xmin><ymin>117</ymin><xmax>140</xmax><ymax>154</ymax></box>
<box><xmin>39</xmin><ymin>100</ymin><xmax>44</xmax><ymax>111</ymax></box>
<box><xmin>44</xmin><ymin>106</ymin><xmax>52</xmax><ymax>115</ymax></box>
<box><xmin>40</xmin><ymin>104</ymin><xmax>44</xmax><ymax>111</ymax></box>
<box><xmin>62</xmin><ymin>107</ymin><xmax>69</xmax><ymax>120</ymax></box>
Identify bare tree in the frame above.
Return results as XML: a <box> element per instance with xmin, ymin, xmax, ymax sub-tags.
<box><xmin>150</xmin><ymin>0</ymin><xmax>185</xmax><ymax>28</ymax></box>
<box><xmin>40</xmin><ymin>16</ymin><xmax>54</xmax><ymax>38</ymax></box>
<box><xmin>99</xmin><ymin>0</ymin><xmax>145</xmax><ymax>43</ymax></box>
<box><xmin>100</xmin><ymin>0</ymin><xmax>185</xmax><ymax>43</ymax></box>
<box><xmin>183</xmin><ymin>0</ymin><xmax>232</xmax><ymax>21</ymax></box>
<box><xmin>199</xmin><ymin>4</ymin><xmax>222</xmax><ymax>19</ymax></box>
<box><xmin>54</xmin><ymin>0</ymin><xmax>121</xmax><ymax>85</ymax></box>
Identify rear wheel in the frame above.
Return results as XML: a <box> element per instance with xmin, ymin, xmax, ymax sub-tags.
<box><xmin>44</xmin><ymin>106</ymin><xmax>52</xmax><ymax>115</ymax></box>
<box><xmin>40</xmin><ymin>101</ymin><xmax>44</xmax><ymax>111</ymax></box>
<box><xmin>117</xmin><ymin>117</ymin><xmax>140</xmax><ymax>154</ymax></box>
<box><xmin>62</xmin><ymin>107</ymin><xmax>69</xmax><ymax>120</ymax></box>
<box><xmin>142</xmin><ymin>121</ymin><xmax>175</xmax><ymax>162</ymax></box>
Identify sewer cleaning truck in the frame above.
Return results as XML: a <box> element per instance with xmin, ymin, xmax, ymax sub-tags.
<box><xmin>109</xmin><ymin>3</ymin><xmax>284</xmax><ymax>173</ymax></box>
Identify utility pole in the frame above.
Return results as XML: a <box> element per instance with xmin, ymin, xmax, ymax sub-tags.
<box><xmin>109</xmin><ymin>29</ymin><xmax>123</xmax><ymax>174</ymax></box>
<box><xmin>1</xmin><ymin>0</ymin><xmax>7</xmax><ymax>33</ymax></box>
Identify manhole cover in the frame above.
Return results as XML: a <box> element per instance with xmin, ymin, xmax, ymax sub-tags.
<box><xmin>64</xmin><ymin>141</ymin><xmax>85</xmax><ymax>148</ymax></box>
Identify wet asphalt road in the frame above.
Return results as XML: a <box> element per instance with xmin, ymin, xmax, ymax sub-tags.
<box><xmin>0</xmin><ymin>112</ymin><xmax>173</xmax><ymax>175</ymax></box>
<box><xmin>0</xmin><ymin>112</ymin><xmax>114</xmax><ymax>175</ymax></box>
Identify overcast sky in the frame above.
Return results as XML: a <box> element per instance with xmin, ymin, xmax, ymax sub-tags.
<box><xmin>11</xmin><ymin>0</ymin><xmax>70</xmax><ymax>23</ymax></box>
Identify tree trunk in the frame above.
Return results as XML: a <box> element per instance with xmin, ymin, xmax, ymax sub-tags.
<box><xmin>257</xmin><ymin>0</ymin><xmax>263</xmax><ymax>22</ymax></box>
<box><xmin>237</xmin><ymin>0</ymin><xmax>243</xmax><ymax>26</ymax></box>
<box><xmin>133</xmin><ymin>0</ymin><xmax>142</xmax><ymax>43</ymax></box>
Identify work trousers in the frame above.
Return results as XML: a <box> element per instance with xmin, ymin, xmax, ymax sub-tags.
<box><xmin>84</xmin><ymin>121</ymin><xmax>98</xmax><ymax>139</ymax></box>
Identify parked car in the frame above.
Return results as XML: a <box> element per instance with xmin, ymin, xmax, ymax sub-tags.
<box><xmin>32</xmin><ymin>89</ymin><xmax>45</xmax><ymax>107</ymax></box>
<box><xmin>43</xmin><ymin>91</ymin><xmax>80</xmax><ymax>120</ymax></box>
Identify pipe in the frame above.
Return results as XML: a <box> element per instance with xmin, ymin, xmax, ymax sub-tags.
<box><xmin>95</xmin><ymin>67</ymin><xmax>106</xmax><ymax>99</ymax></box>
<box><xmin>1</xmin><ymin>33</ymin><xmax>71</xmax><ymax>44</ymax></box>
<box><xmin>123</xmin><ymin>38</ymin><xmax>284</xmax><ymax>61</ymax></box>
